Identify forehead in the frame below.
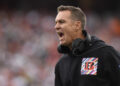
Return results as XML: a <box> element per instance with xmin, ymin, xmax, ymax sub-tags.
<box><xmin>55</xmin><ymin>10</ymin><xmax>71</xmax><ymax>21</ymax></box>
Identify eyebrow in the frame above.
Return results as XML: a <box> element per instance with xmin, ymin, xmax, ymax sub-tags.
<box><xmin>55</xmin><ymin>19</ymin><xmax>65</xmax><ymax>23</ymax></box>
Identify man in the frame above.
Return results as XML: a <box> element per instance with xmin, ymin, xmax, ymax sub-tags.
<box><xmin>54</xmin><ymin>5</ymin><xmax>120</xmax><ymax>86</ymax></box>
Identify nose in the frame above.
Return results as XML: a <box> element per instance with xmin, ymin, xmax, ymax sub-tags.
<box><xmin>54</xmin><ymin>23</ymin><xmax>60</xmax><ymax>30</ymax></box>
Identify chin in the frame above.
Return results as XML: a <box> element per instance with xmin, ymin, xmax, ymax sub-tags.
<box><xmin>60</xmin><ymin>43</ymin><xmax>65</xmax><ymax>46</ymax></box>
<box><xmin>60</xmin><ymin>41</ymin><xmax>66</xmax><ymax>46</ymax></box>
<box><xmin>61</xmin><ymin>43</ymin><xmax>70</xmax><ymax>48</ymax></box>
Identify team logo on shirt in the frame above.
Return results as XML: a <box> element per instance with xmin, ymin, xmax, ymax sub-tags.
<box><xmin>81</xmin><ymin>57</ymin><xmax>98</xmax><ymax>75</ymax></box>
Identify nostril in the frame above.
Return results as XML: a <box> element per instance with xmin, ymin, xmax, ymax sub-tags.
<box><xmin>56</xmin><ymin>27</ymin><xmax>59</xmax><ymax>30</ymax></box>
<box><xmin>55</xmin><ymin>26</ymin><xmax>60</xmax><ymax>30</ymax></box>
<box><xmin>55</xmin><ymin>23</ymin><xmax>61</xmax><ymax>30</ymax></box>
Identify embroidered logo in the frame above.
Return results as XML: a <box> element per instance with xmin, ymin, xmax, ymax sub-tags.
<box><xmin>81</xmin><ymin>57</ymin><xmax>98</xmax><ymax>75</ymax></box>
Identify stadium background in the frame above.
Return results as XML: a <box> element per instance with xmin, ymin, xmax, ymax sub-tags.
<box><xmin>0</xmin><ymin>0</ymin><xmax>120</xmax><ymax>86</ymax></box>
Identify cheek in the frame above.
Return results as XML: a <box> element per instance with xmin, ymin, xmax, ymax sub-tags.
<box><xmin>67</xmin><ymin>28</ymin><xmax>75</xmax><ymax>38</ymax></box>
<box><xmin>64</xmin><ymin>24</ymin><xmax>75</xmax><ymax>39</ymax></box>
<box><xmin>65</xmin><ymin>29</ymin><xmax>75</xmax><ymax>42</ymax></box>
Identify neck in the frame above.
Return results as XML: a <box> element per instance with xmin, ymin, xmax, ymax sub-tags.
<box><xmin>68</xmin><ymin>34</ymin><xmax>85</xmax><ymax>50</ymax></box>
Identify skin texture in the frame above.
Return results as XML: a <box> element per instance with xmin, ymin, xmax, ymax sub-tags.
<box><xmin>55</xmin><ymin>10</ymin><xmax>84</xmax><ymax>48</ymax></box>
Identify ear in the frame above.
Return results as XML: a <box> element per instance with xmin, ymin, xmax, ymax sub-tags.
<box><xmin>75</xmin><ymin>21</ymin><xmax>82</xmax><ymax>31</ymax></box>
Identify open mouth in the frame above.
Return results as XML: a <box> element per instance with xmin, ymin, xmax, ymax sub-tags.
<box><xmin>57</xmin><ymin>32</ymin><xmax>64</xmax><ymax>37</ymax></box>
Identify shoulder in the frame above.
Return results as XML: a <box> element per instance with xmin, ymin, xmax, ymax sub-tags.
<box><xmin>95</xmin><ymin>44</ymin><xmax>119</xmax><ymax>55</ymax></box>
<box><xmin>55</xmin><ymin>54</ymin><xmax>72</xmax><ymax>74</ymax></box>
<box><xmin>104</xmin><ymin>45</ymin><xmax>120</xmax><ymax>56</ymax></box>
<box><xmin>92</xmin><ymin>44</ymin><xmax>120</xmax><ymax>62</ymax></box>
<box><xmin>55</xmin><ymin>54</ymin><xmax>72</xmax><ymax>70</ymax></box>
<box><xmin>56</xmin><ymin>54</ymin><xmax>70</xmax><ymax>66</ymax></box>
<box><xmin>102</xmin><ymin>45</ymin><xmax>120</xmax><ymax>64</ymax></box>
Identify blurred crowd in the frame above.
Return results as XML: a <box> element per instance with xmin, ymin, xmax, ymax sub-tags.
<box><xmin>0</xmin><ymin>10</ymin><xmax>120</xmax><ymax>86</ymax></box>
<box><xmin>0</xmin><ymin>10</ymin><xmax>60</xmax><ymax>86</ymax></box>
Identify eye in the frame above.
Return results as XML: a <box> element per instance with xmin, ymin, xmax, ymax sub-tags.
<box><xmin>59</xmin><ymin>20</ymin><xmax>65</xmax><ymax>24</ymax></box>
